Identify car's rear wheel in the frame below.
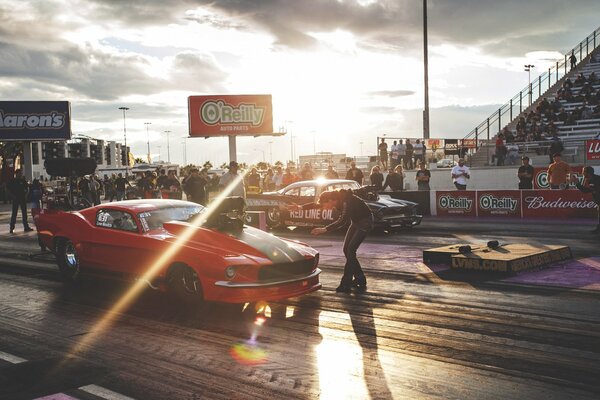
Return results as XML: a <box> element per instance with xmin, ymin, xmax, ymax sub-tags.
<box><xmin>167</xmin><ymin>264</ymin><xmax>205</xmax><ymax>306</ymax></box>
<box><xmin>266</xmin><ymin>207</ymin><xmax>282</xmax><ymax>228</ymax></box>
<box><xmin>56</xmin><ymin>239</ymin><xmax>80</xmax><ymax>282</ymax></box>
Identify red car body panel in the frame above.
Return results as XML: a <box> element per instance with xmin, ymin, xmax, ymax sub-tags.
<box><xmin>35</xmin><ymin>200</ymin><xmax>321</xmax><ymax>303</ymax></box>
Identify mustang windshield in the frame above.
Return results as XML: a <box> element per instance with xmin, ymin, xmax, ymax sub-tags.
<box><xmin>138</xmin><ymin>205</ymin><xmax>204</xmax><ymax>232</ymax></box>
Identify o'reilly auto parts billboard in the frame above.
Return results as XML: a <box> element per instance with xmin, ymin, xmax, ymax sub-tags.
<box><xmin>188</xmin><ymin>95</ymin><xmax>273</xmax><ymax>137</ymax></box>
<box><xmin>0</xmin><ymin>101</ymin><xmax>71</xmax><ymax>141</ymax></box>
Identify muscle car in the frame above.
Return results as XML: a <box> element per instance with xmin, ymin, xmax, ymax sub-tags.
<box><xmin>35</xmin><ymin>199</ymin><xmax>321</xmax><ymax>305</ymax></box>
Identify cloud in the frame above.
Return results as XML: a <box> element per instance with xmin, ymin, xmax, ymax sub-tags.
<box><xmin>368</xmin><ymin>90</ymin><xmax>415</xmax><ymax>97</ymax></box>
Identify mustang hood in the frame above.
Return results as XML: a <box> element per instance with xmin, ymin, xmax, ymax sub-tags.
<box><xmin>162</xmin><ymin>221</ymin><xmax>306</xmax><ymax>264</ymax></box>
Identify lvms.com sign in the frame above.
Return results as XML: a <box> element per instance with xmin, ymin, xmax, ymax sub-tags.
<box><xmin>0</xmin><ymin>101</ymin><xmax>71</xmax><ymax>141</ymax></box>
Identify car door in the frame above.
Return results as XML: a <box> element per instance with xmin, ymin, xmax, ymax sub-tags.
<box><xmin>88</xmin><ymin>208</ymin><xmax>148</xmax><ymax>277</ymax></box>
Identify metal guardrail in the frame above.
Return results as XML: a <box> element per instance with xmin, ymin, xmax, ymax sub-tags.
<box><xmin>463</xmin><ymin>27</ymin><xmax>600</xmax><ymax>146</ymax></box>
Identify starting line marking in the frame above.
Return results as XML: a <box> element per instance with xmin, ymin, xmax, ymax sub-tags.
<box><xmin>0</xmin><ymin>350</ymin><xmax>27</xmax><ymax>364</ymax></box>
<box><xmin>79</xmin><ymin>385</ymin><xmax>136</xmax><ymax>400</ymax></box>
<box><xmin>0</xmin><ymin>351</ymin><xmax>135</xmax><ymax>400</ymax></box>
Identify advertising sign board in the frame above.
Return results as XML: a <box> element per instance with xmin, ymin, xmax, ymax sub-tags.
<box><xmin>0</xmin><ymin>101</ymin><xmax>71</xmax><ymax>141</ymax></box>
<box><xmin>188</xmin><ymin>95</ymin><xmax>273</xmax><ymax>137</ymax></box>
<box><xmin>461</xmin><ymin>139</ymin><xmax>477</xmax><ymax>149</ymax></box>
<box><xmin>586</xmin><ymin>139</ymin><xmax>600</xmax><ymax>161</ymax></box>
<box><xmin>477</xmin><ymin>190</ymin><xmax>522</xmax><ymax>217</ymax></box>
<box><xmin>436</xmin><ymin>190</ymin><xmax>477</xmax><ymax>217</ymax></box>
<box><xmin>521</xmin><ymin>190</ymin><xmax>597</xmax><ymax>219</ymax></box>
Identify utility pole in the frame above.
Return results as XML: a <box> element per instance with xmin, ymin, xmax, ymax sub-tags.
<box><xmin>181</xmin><ymin>139</ymin><xmax>187</xmax><ymax>165</ymax></box>
<box><xmin>118</xmin><ymin>107</ymin><xmax>130</xmax><ymax>176</ymax></box>
<box><xmin>164</xmin><ymin>130</ymin><xmax>171</xmax><ymax>163</ymax></box>
<box><xmin>144</xmin><ymin>122</ymin><xmax>152</xmax><ymax>163</ymax></box>
<box><xmin>423</xmin><ymin>0</ymin><xmax>430</xmax><ymax>140</ymax></box>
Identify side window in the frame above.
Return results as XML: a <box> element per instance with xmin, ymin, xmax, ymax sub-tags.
<box><xmin>96</xmin><ymin>209</ymin><xmax>138</xmax><ymax>232</ymax></box>
<box><xmin>299</xmin><ymin>186</ymin><xmax>316</xmax><ymax>197</ymax></box>
<box><xmin>325</xmin><ymin>184</ymin><xmax>342</xmax><ymax>192</ymax></box>
<box><xmin>284</xmin><ymin>187</ymin><xmax>300</xmax><ymax>196</ymax></box>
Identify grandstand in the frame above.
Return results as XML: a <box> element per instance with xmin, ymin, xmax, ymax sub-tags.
<box><xmin>466</xmin><ymin>27</ymin><xmax>600</xmax><ymax>167</ymax></box>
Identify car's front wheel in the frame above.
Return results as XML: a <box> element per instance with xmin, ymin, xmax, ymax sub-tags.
<box><xmin>56</xmin><ymin>239</ymin><xmax>80</xmax><ymax>282</ymax></box>
<box><xmin>266</xmin><ymin>207</ymin><xmax>282</xmax><ymax>228</ymax></box>
<box><xmin>167</xmin><ymin>264</ymin><xmax>205</xmax><ymax>306</ymax></box>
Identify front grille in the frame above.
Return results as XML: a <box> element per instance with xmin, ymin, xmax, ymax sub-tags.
<box><xmin>258</xmin><ymin>258</ymin><xmax>316</xmax><ymax>281</ymax></box>
<box><xmin>382</xmin><ymin>206</ymin><xmax>407</xmax><ymax>216</ymax></box>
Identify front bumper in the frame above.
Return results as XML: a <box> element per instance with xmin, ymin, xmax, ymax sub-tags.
<box><xmin>209</xmin><ymin>268</ymin><xmax>322</xmax><ymax>303</ymax></box>
<box><xmin>376</xmin><ymin>214</ymin><xmax>423</xmax><ymax>228</ymax></box>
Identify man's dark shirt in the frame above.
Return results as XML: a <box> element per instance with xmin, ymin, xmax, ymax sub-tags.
<box><xmin>576</xmin><ymin>174</ymin><xmax>600</xmax><ymax>204</ymax></box>
<box><xmin>518</xmin><ymin>164</ymin><xmax>534</xmax><ymax>189</ymax></box>
<box><xmin>369</xmin><ymin>172</ymin><xmax>384</xmax><ymax>190</ymax></box>
<box><xmin>185</xmin><ymin>175</ymin><xmax>207</xmax><ymax>200</ymax></box>
<box><xmin>416</xmin><ymin>169</ymin><xmax>431</xmax><ymax>190</ymax></box>
<box><xmin>6</xmin><ymin>177</ymin><xmax>28</xmax><ymax>201</ymax></box>
<box><xmin>115</xmin><ymin>177</ymin><xmax>128</xmax><ymax>191</ymax></box>
<box><xmin>382</xmin><ymin>172</ymin><xmax>403</xmax><ymax>191</ymax></box>
<box><xmin>157</xmin><ymin>174</ymin><xmax>169</xmax><ymax>189</ymax></box>
<box><xmin>324</xmin><ymin>193</ymin><xmax>372</xmax><ymax>232</ymax></box>
<box><xmin>345</xmin><ymin>167</ymin><xmax>364</xmax><ymax>184</ymax></box>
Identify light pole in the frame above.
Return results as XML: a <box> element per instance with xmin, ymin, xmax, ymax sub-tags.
<box><xmin>118</xmin><ymin>107</ymin><xmax>129</xmax><ymax>176</ymax></box>
<box><xmin>524</xmin><ymin>64</ymin><xmax>535</xmax><ymax>106</ymax></box>
<box><xmin>157</xmin><ymin>146</ymin><xmax>162</xmax><ymax>161</ymax></box>
<box><xmin>285</xmin><ymin>120</ymin><xmax>294</xmax><ymax>163</ymax></box>
<box><xmin>254</xmin><ymin>148</ymin><xmax>265</xmax><ymax>163</ymax></box>
<box><xmin>359</xmin><ymin>141</ymin><xmax>363</xmax><ymax>156</ymax></box>
<box><xmin>423</xmin><ymin>0</ymin><xmax>430</xmax><ymax>140</ymax></box>
<box><xmin>144</xmin><ymin>122</ymin><xmax>152</xmax><ymax>163</ymax></box>
<box><xmin>181</xmin><ymin>138</ymin><xmax>187</xmax><ymax>166</ymax></box>
<box><xmin>164</xmin><ymin>130</ymin><xmax>171</xmax><ymax>163</ymax></box>
<box><xmin>268</xmin><ymin>141</ymin><xmax>273</xmax><ymax>164</ymax></box>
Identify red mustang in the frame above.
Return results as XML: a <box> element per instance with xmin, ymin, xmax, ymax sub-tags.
<box><xmin>35</xmin><ymin>199</ymin><xmax>321</xmax><ymax>305</ymax></box>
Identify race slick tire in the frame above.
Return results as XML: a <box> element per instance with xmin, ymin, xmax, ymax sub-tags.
<box><xmin>266</xmin><ymin>207</ymin><xmax>282</xmax><ymax>228</ymax></box>
<box><xmin>56</xmin><ymin>239</ymin><xmax>80</xmax><ymax>283</ymax></box>
<box><xmin>167</xmin><ymin>264</ymin><xmax>205</xmax><ymax>307</ymax></box>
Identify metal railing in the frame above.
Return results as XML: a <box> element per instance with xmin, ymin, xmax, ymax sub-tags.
<box><xmin>463</xmin><ymin>27</ymin><xmax>600</xmax><ymax>147</ymax></box>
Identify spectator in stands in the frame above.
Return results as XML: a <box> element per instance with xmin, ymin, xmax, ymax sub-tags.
<box><xmin>547</xmin><ymin>153</ymin><xmax>570</xmax><ymax>190</ymax></box>
<box><xmin>185</xmin><ymin>168</ymin><xmax>208</xmax><ymax>205</ymax></box>
<box><xmin>415</xmin><ymin>162</ymin><xmax>431</xmax><ymax>191</ymax></box>
<box><xmin>569</xmin><ymin>51</ymin><xmax>577</xmax><ymax>70</ymax></box>
<box><xmin>506</xmin><ymin>143</ymin><xmax>520</xmax><ymax>165</ymax></box>
<box><xmin>548</xmin><ymin>135</ymin><xmax>564</xmax><ymax>164</ymax></box>
<box><xmin>397</xmin><ymin>139</ymin><xmax>406</xmax><ymax>170</ymax></box>
<box><xmin>405</xmin><ymin>139</ymin><xmax>414</xmax><ymax>169</ymax></box>
<box><xmin>378</xmin><ymin>138</ymin><xmax>388</xmax><ymax>170</ymax></box>
<box><xmin>414</xmin><ymin>139</ymin><xmax>424</xmax><ymax>165</ymax></box>
<box><xmin>495</xmin><ymin>134</ymin><xmax>507</xmax><ymax>166</ymax></box>
<box><xmin>369</xmin><ymin>166</ymin><xmax>384</xmax><ymax>191</ymax></box>
<box><xmin>245</xmin><ymin>167</ymin><xmax>261</xmax><ymax>190</ymax></box>
<box><xmin>282</xmin><ymin>167</ymin><xmax>298</xmax><ymax>187</ymax></box>
<box><xmin>574</xmin><ymin>73</ymin><xmax>587</xmax><ymax>86</ymax></box>
<box><xmin>390</xmin><ymin>140</ymin><xmax>399</xmax><ymax>169</ymax></box>
<box><xmin>517</xmin><ymin>156</ymin><xmax>534</xmax><ymax>189</ymax></box>
<box><xmin>219</xmin><ymin>161</ymin><xmax>245</xmax><ymax>199</ymax></box>
<box><xmin>346</xmin><ymin>161</ymin><xmax>364</xmax><ymax>185</ymax></box>
<box><xmin>272</xmin><ymin>166</ymin><xmax>284</xmax><ymax>189</ymax></box>
<box><xmin>451</xmin><ymin>158</ymin><xmax>470</xmax><ymax>190</ymax></box>
<box><xmin>382</xmin><ymin>165</ymin><xmax>404</xmax><ymax>191</ymax></box>
<box><xmin>325</xmin><ymin>165</ymin><xmax>339</xmax><ymax>179</ymax></box>
<box><xmin>300</xmin><ymin>163</ymin><xmax>314</xmax><ymax>180</ymax></box>
<box><xmin>263</xmin><ymin>168</ymin><xmax>275</xmax><ymax>191</ymax></box>
<box><xmin>571</xmin><ymin>166</ymin><xmax>600</xmax><ymax>233</ymax></box>
<box><xmin>588</xmin><ymin>71</ymin><xmax>598</xmax><ymax>84</ymax></box>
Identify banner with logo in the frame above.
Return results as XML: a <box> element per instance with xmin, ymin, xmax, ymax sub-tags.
<box><xmin>477</xmin><ymin>190</ymin><xmax>522</xmax><ymax>217</ymax></box>
<box><xmin>533</xmin><ymin>165</ymin><xmax>585</xmax><ymax>189</ymax></box>
<box><xmin>586</xmin><ymin>139</ymin><xmax>600</xmax><ymax>161</ymax></box>
<box><xmin>461</xmin><ymin>139</ymin><xmax>477</xmax><ymax>149</ymax></box>
<box><xmin>188</xmin><ymin>95</ymin><xmax>273</xmax><ymax>137</ymax></box>
<box><xmin>436</xmin><ymin>190</ymin><xmax>477</xmax><ymax>216</ymax></box>
<box><xmin>0</xmin><ymin>101</ymin><xmax>71</xmax><ymax>141</ymax></box>
<box><xmin>521</xmin><ymin>190</ymin><xmax>597</xmax><ymax>219</ymax></box>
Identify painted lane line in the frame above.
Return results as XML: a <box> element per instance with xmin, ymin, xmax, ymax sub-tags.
<box><xmin>34</xmin><ymin>393</ymin><xmax>79</xmax><ymax>400</ymax></box>
<box><xmin>0</xmin><ymin>350</ymin><xmax>27</xmax><ymax>363</ymax></box>
<box><xmin>79</xmin><ymin>384</ymin><xmax>136</xmax><ymax>400</ymax></box>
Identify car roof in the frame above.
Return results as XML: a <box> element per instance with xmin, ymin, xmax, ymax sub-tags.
<box><xmin>93</xmin><ymin>199</ymin><xmax>200</xmax><ymax>213</ymax></box>
<box><xmin>283</xmin><ymin>179</ymin><xmax>359</xmax><ymax>190</ymax></box>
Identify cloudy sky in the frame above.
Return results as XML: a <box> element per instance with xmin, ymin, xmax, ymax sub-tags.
<box><xmin>1</xmin><ymin>0</ymin><xmax>599</xmax><ymax>166</ymax></box>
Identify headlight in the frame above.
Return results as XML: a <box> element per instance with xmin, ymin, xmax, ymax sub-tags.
<box><xmin>225</xmin><ymin>266</ymin><xmax>237</xmax><ymax>279</ymax></box>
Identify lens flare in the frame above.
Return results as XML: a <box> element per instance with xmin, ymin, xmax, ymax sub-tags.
<box><xmin>64</xmin><ymin>170</ymin><xmax>249</xmax><ymax>359</ymax></box>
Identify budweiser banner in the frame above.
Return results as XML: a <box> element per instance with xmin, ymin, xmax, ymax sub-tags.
<box><xmin>434</xmin><ymin>190</ymin><xmax>596</xmax><ymax>219</ymax></box>
<box><xmin>477</xmin><ymin>190</ymin><xmax>522</xmax><ymax>217</ymax></box>
<box><xmin>436</xmin><ymin>191</ymin><xmax>477</xmax><ymax>217</ymax></box>
<box><xmin>188</xmin><ymin>94</ymin><xmax>273</xmax><ymax>137</ymax></box>
<box><xmin>521</xmin><ymin>190</ymin><xmax>597</xmax><ymax>219</ymax></box>
<box><xmin>586</xmin><ymin>139</ymin><xmax>600</xmax><ymax>161</ymax></box>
